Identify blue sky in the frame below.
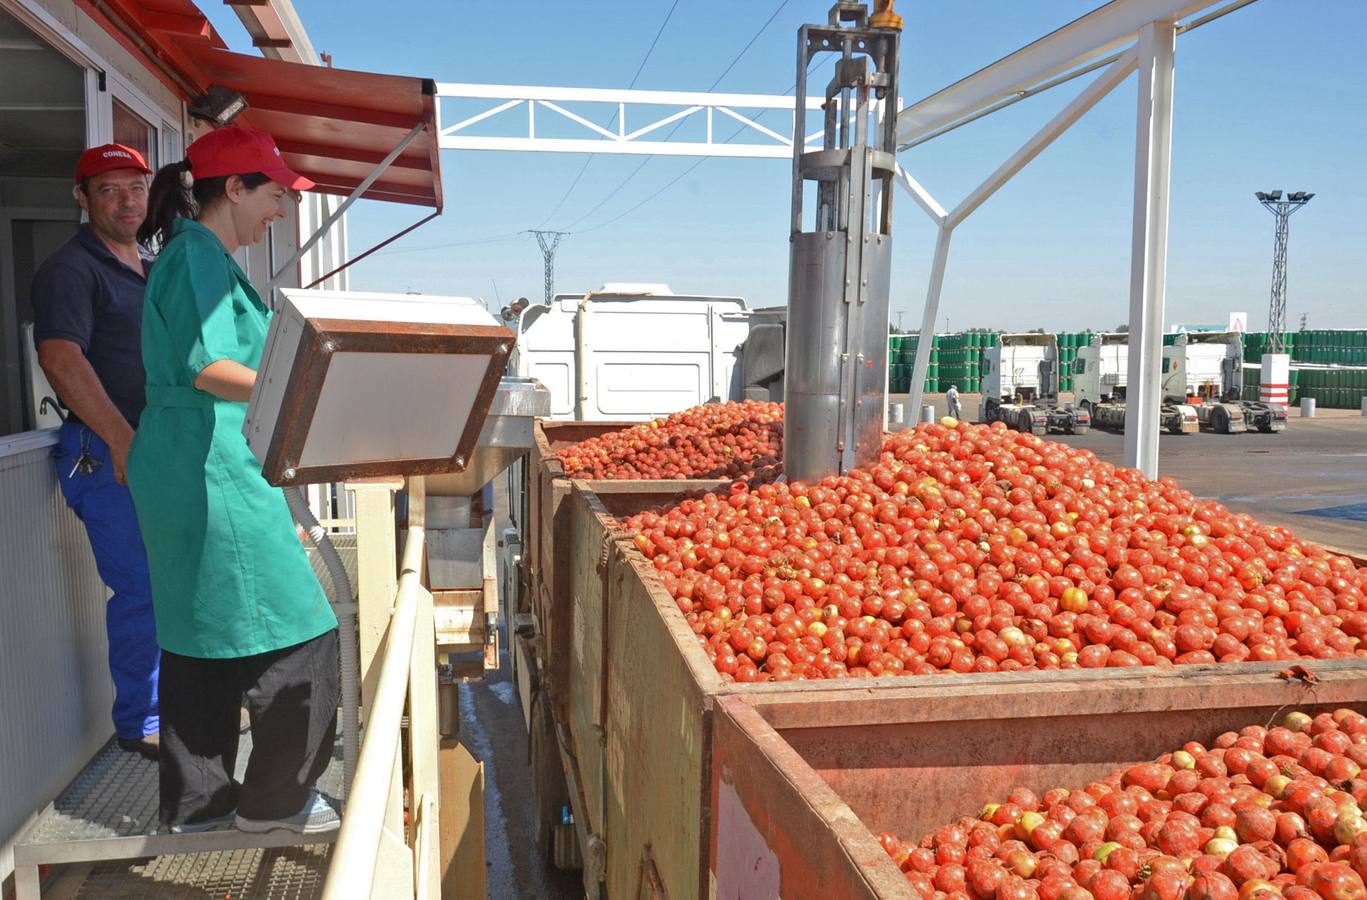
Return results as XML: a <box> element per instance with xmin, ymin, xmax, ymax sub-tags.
<box><xmin>203</xmin><ymin>1</ymin><xmax>1366</xmax><ymax>331</ymax></box>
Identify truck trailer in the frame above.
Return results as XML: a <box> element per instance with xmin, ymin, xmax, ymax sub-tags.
<box><xmin>980</xmin><ymin>332</ymin><xmax>1090</xmax><ymax>435</ymax></box>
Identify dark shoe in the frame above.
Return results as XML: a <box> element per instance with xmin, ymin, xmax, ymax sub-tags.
<box><xmin>169</xmin><ymin>810</ymin><xmax>236</xmax><ymax>834</ymax></box>
<box><xmin>117</xmin><ymin>731</ymin><xmax>160</xmax><ymax>760</ymax></box>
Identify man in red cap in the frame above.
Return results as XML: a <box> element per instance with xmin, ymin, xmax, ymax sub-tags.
<box><xmin>29</xmin><ymin>143</ymin><xmax>160</xmax><ymax>758</ymax></box>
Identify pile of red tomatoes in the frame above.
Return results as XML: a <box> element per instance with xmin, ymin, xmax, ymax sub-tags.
<box><xmin>877</xmin><ymin>709</ymin><xmax>1367</xmax><ymax>900</ymax></box>
<box><xmin>556</xmin><ymin>400</ymin><xmax>783</xmax><ymax>480</ymax></box>
<box><xmin>624</xmin><ymin>419</ymin><xmax>1367</xmax><ymax>682</ymax></box>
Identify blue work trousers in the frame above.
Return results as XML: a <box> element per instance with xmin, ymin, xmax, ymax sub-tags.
<box><xmin>54</xmin><ymin>421</ymin><xmax>160</xmax><ymax>740</ymax></box>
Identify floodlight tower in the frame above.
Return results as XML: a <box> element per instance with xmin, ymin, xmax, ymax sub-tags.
<box><xmin>1255</xmin><ymin>190</ymin><xmax>1313</xmax><ymax>355</ymax></box>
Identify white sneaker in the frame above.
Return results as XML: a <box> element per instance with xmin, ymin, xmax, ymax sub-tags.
<box><xmin>234</xmin><ymin>791</ymin><xmax>339</xmax><ymax>834</ymax></box>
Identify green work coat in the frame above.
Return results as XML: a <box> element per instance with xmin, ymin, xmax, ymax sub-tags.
<box><xmin>128</xmin><ymin>218</ymin><xmax>336</xmax><ymax>659</ymax></box>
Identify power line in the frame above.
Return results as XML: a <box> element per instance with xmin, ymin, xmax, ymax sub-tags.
<box><xmin>554</xmin><ymin>0</ymin><xmax>792</xmax><ymax>232</ymax></box>
<box><xmin>535</xmin><ymin>0</ymin><xmax>682</xmax><ymax>228</ymax></box>
<box><xmin>377</xmin><ymin>3</ymin><xmax>809</xmax><ymax>256</ymax></box>
<box><xmin>627</xmin><ymin>0</ymin><xmax>683</xmax><ymax>88</ymax></box>
<box><xmin>575</xmin><ymin>52</ymin><xmax>832</xmax><ymax>236</ymax></box>
<box><xmin>375</xmin><ymin>231</ymin><xmax>524</xmax><ymax>256</ymax></box>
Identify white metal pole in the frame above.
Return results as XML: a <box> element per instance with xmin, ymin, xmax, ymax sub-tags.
<box><xmin>267</xmin><ymin>121</ymin><xmax>426</xmax><ymax>290</ymax></box>
<box><xmin>908</xmin><ymin>225</ymin><xmax>953</xmax><ymax>415</ymax></box>
<box><xmin>1123</xmin><ymin>20</ymin><xmax>1177</xmax><ymax>478</ymax></box>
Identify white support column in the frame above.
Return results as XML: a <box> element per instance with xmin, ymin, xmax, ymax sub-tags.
<box><xmin>1124</xmin><ymin>20</ymin><xmax>1177</xmax><ymax>478</ymax></box>
<box><xmin>908</xmin><ymin>225</ymin><xmax>954</xmax><ymax>414</ymax></box>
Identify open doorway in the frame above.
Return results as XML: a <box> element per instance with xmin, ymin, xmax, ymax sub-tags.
<box><xmin>0</xmin><ymin>5</ymin><xmax>85</xmax><ymax>437</ymax></box>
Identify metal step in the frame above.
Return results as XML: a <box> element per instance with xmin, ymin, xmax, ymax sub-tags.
<box><xmin>12</xmin><ymin>534</ymin><xmax>359</xmax><ymax>898</ymax></box>
<box><xmin>53</xmin><ymin>844</ymin><xmax>332</xmax><ymax>899</ymax></box>
<box><xmin>13</xmin><ymin>729</ymin><xmax>345</xmax><ymax>898</ymax></box>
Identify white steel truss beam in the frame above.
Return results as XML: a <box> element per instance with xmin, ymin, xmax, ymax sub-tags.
<box><xmin>435</xmin><ymin>83</ymin><xmax>832</xmax><ymax>159</ymax></box>
<box><xmin>896</xmin><ymin>0</ymin><xmax>1225</xmax><ymax>145</ymax></box>
<box><xmin>945</xmin><ymin>51</ymin><xmax>1138</xmax><ymax>229</ymax></box>
<box><xmin>893</xmin><ymin>163</ymin><xmax>946</xmax><ymax>226</ymax></box>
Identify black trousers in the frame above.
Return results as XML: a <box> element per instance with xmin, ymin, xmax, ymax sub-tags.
<box><xmin>159</xmin><ymin>628</ymin><xmax>340</xmax><ymax>826</ymax></box>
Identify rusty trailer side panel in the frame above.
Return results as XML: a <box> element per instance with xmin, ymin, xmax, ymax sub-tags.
<box><xmin>709</xmin><ymin>665</ymin><xmax>1367</xmax><ymax>899</ymax></box>
<box><xmin>568</xmin><ymin>482</ymin><xmax>729</xmax><ymax>900</ymax></box>
<box><xmin>529</xmin><ymin>420</ymin><xmax>726</xmax><ymax>721</ymax></box>
<box><xmin>710</xmin><ymin>697</ymin><xmax>908</xmax><ymax>900</ymax></box>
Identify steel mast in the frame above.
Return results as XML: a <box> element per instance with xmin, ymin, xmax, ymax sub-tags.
<box><xmin>1255</xmin><ymin>190</ymin><xmax>1313</xmax><ymax>354</ymax></box>
<box><xmin>783</xmin><ymin>1</ymin><xmax>901</xmax><ymax>482</ymax></box>
<box><xmin>528</xmin><ymin>229</ymin><xmax>568</xmax><ymax>305</ymax></box>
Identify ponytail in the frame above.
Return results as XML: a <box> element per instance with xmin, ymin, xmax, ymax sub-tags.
<box><xmin>139</xmin><ymin>160</ymin><xmax>272</xmax><ymax>252</ymax></box>
<box><xmin>140</xmin><ymin>160</ymin><xmax>194</xmax><ymax>251</ymax></box>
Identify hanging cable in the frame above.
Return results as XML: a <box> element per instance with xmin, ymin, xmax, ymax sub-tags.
<box><xmin>535</xmin><ymin>0</ymin><xmax>682</xmax><ymax>228</ymax></box>
<box><xmin>374</xmin><ymin>231</ymin><xmax>525</xmax><ymax>256</ymax></box>
<box><xmin>555</xmin><ymin>0</ymin><xmax>793</xmax><ymax>231</ymax></box>
<box><xmin>575</xmin><ymin>52</ymin><xmax>833</xmax><ymax>236</ymax></box>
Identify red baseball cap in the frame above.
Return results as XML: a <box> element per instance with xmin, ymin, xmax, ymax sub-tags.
<box><xmin>74</xmin><ymin>143</ymin><xmax>151</xmax><ymax>182</ymax></box>
<box><xmin>186</xmin><ymin>125</ymin><xmax>315</xmax><ymax>191</ymax></box>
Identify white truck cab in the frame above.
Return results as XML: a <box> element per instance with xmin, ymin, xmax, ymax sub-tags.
<box><xmin>981</xmin><ymin>333</ymin><xmax>1088</xmax><ymax>434</ymax></box>
<box><xmin>982</xmin><ymin>333</ymin><xmax>1057</xmax><ymax>404</ymax></box>
<box><xmin>1076</xmin><ymin>333</ymin><xmax>1198</xmax><ymax>434</ymax></box>
<box><xmin>1162</xmin><ymin>332</ymin><xmax>1242</xmax><ymax>401</ymax></box>
<box><xmin>512</xmin><ymin>285</ymin><xmax>756</xmax><ymax>421</ymax></box>
<box><xmin>1161</xmin><ymin>332</ymin><xmax>1285</xmax><ymax>434</ymax></box>
<box><xmin>1073</xmin><ymin>333</ymin><xmax>1129</xmax><ymax>412</ymax></box>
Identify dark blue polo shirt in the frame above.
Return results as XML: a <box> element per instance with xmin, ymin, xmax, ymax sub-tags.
<box><xmin>30</xmin><ymin>226</ymin><xmax>152</xmax><ymax>427</ymax></box>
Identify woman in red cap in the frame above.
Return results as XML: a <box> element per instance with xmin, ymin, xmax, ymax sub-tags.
<box><xmin>131</xmin><ymin>126</ymin><xmax>340</xmax><ymax>834</ymax></box>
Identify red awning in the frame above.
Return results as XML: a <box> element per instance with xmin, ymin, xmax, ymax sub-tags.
<box><xmin>78</xmin><ymin>0</ymin><xmax>442</xmax><ymax>209</ymax></box>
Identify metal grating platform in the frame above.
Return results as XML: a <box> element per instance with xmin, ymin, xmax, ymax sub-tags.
<box><xmin>65</xmin><ymin>844</ymin><xmax>331</xmax><ymax>899</ymax></box>
<box><xmin>15</xmin><ymin>733</ymin><xmax>345</xmax><ymax>898</ymax></box>
<box><xmin>13</xmin><ymin>535</ymin><xmax>359</xmax><ymax>898</ymax></box>
<box><xmin>20</xmin><ymin>733</ymin><xmax>344</xmax><ymax>847</ymax></box>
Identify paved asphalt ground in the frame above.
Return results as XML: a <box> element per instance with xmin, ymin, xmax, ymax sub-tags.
<box><xmin>469</xmin><ymin>397</ymin><xmax>1366</xmax><ymax>899</ymax></box>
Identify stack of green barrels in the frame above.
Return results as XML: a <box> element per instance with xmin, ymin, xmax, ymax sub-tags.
<box><xmin>889</xmin><ymin>328</ymin><xmax>1366</xmax><ymax>406</ymax></box>
<box><xmin>1290</xmin><ymin>330</ymin><xmax>1367</xmax><ymax>365</ymax></box>
<box><xmin>887</xmin><ymin>334</ymin><xmax>940</xmax><ymax>394</ymax></box>
<box><xmin>1056</xmin><ymin>332</ymin><xmax>1091</xmax><ymax>392</ymax></box>
<box><xmin>1241</xmin><ymin>366</ymin><xmax>1303</xmax><ymax>405</ymax></box>
<box><xmin>936</xmin><ymin>333</ymin><xmax>980</xmax><ymax>394</ymax></box>
<box><xmin>1242</xmin><ymin>332</ymin><xmax>1297</xmax><ymax>363</ymax></box>
<box><xmin>1293</xmin><ymin>367</ymin><xmax>1367</xmax><ymax>409</ymax></box>
<box><xmin>1239</xmin><ymin>329</ymin><xmax>1367</xmax><ymax>408</ymax></box>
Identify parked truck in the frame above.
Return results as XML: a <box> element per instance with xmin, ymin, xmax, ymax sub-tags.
<box><xmin>1163</xmin><ymin>331</ymin><xmax>1286</xmax><ymax>434</ymax></box>
<box><xmin>980</xmin><ymin>333</ymin><xmax>1089</xmax><ymax>434</ymax></box>
<box><xmin>1073</xmin><ymin>333</ymin><xmax>1199</xmax><ymax>434</ymax></box>
<box><xmin>511</xmin><ymin>284</ymin><xmax>762</xmax><ymax>421</ymax></box>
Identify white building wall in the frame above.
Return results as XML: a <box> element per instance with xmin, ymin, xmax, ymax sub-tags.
<box><xmin>0</xmin><ymin>436</ymin><xmax>111</xmax><ymax>880</ymax></box>
<box><xmin>0</xmin><ymin>0</ymin><xmax>184</xmax><ymax>881</ymax></box>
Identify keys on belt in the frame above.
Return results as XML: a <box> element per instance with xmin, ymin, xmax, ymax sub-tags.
<box><xmin>68</xmin><ymin>428</ymin><xmax>104</xmax><ymax>478</ymax></box>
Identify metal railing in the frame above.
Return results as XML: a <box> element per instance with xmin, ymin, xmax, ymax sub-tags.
<box><xmin>322</xmin><ymin>478</ymin><xmax>441</xmax><ymax>899</ymax></box>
